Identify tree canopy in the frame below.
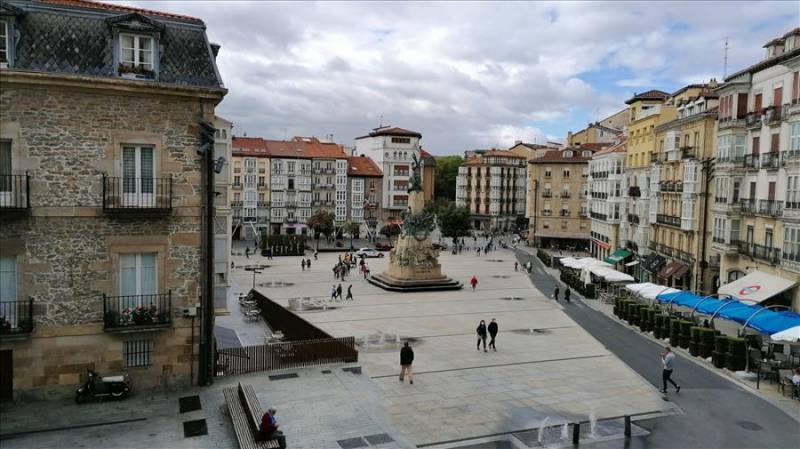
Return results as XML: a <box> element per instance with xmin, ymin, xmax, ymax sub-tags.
<box><xmin>306</xmin><ymin>209</ymin><xmax>334</xmax><ymax>237</ymax></box>
<box><xmin>433</xmin><ymin>155</ymin><xmax>463</xmax><ymax>201</ymax></box>
<box><xmin>437</xmin><ymin>202</ymin><xmax>471</xmax><ymax>239</ymax></box>
<box><xmin>379</xmin><ymin>223</ymin><xmax>401</xmax><ymax>239</ymax></box>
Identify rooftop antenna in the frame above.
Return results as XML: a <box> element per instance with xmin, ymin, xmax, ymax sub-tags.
<box><xmin>723</xmin><ymin>37</ymin><xmax>729</xmax><ymax>79</ymax></box>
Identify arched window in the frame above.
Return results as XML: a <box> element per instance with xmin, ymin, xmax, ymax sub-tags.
<box><xmin>727</xmin><ymin>270</ymin><xmax>745</xmax><ymax>282</ymax></box>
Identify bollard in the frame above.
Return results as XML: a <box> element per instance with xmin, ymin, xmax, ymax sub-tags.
<box><xmin>572</xmin><ymin>422</ymin><xmax>580</xmax><ymax>445</ymax></box>
<box><xmin>624</xmin><ymin>415</ymin><xmax>631</xmax><ymax>437</ymax></box>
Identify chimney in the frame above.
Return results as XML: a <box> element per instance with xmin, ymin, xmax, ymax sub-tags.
<box><xmin>210</xmin><ymin>42</ymin><xmax>221</xmax><ymax>59</ymax></box>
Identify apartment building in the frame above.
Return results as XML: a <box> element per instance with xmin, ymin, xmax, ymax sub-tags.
<box><xmin>711</xmin><ymin>28</ymin><xmax>800</xmax><ymax>310</ymax></box>
<box><xmin>230</xmin><ymin>137</ymin><xmax>270</xmax><ymax>241</ymax></box>
<box><xmin>588</xmin><ymin>139</ymin><xmax>628</xmax><ymax>262</ymax></box>
<box><xmin>649</xmin><ymin>83</ymin><xmax>719</xmax><ymax>293</ymax></box>
<box><xmin>347</xmin><ymin>155</ymin><xmax>384</xmax><ymax>238</ymax></box>
<box><xmin>455</xmin><ymin>150</ymin><xmax>527</xmax><ymax>231</ymax></box>
<box><xmin>0</xmin><ymin>0</ymin><xmax>225</xmax><ymax>399</ymax></box>
<box><xmin>620</xmin><ymin>90</ymin><xmax>674</xmax><ymax>283</ymax></box>
<box><xmin>354</xmin><ymin>126</ymin><xmax>426</xmax><ymax>224</ymax></box>
<box><xmin>567</xmin><ymin>108</ymin><xmax>629</xmax><ymax>146</ymax></box>
<box><xmin>507</xmin><ymin>141</ymin><xmax>562</xmax><ymax>160</ymax></box>
<box><xmin>528</xmin><ymin>146</ymin><xmax>603</xmax><ymax>249</ymax></box>
<box><xmin>213</xmin><ymin>117</ymin><xmax>233</xmax><ymax>313</ymax></box>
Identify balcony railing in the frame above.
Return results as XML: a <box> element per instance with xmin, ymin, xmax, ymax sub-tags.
<box><xmin>717</xmin><ymin>116</ymin><xmax>746</xmax><ymax>130</ymax></box>
<box><xmin>741</xmin><ymin>199</ymin><xmax>757</xmax><ymax>214</ymax></box>
<box><xmin>766</xmin><ymin>105</ymin><xmax>783</xmax><ymax>125</ymax></box>
<box><xmin>680</xmin><ymin>146</ymin><xmax>696</xmax><ymax>159</ymax></box>
<box><xmin>650</xmin><ymin>153</ymin><xmax>661</xmax><ymax>163</ymax></box>
<box><xmin>559</xmin><ymin>210</ymin><xmax>571</xmax><ymax>217</ymax></box>
<box><xmin>0</xmin><ymin>174</ymin><xmax>31</xmax><ymax>211</ymax></box>
<box><xmin>0</xmin><ymin>298</ymin><xmax>34</xmax><ymax>336</ymax></box>
<box><xmin>103</xmin><ymin>176</ymin><xmax>172</xmax><ymax>213</ymax></box>
<box><xmin>745</xmin><ymin>112</ymin><xmax>761</xmax><ymax>128</ymax></box>
<box><xmin>628</xmin><ymin>186</ymin><xmax>641</xmax><ymax>198</ymax></box>
<box><xmin>737</xmin><ymin>241</ymin><xmax>781</xmax><ymax>264</ymax></box>
<box><xmin>590</xmin><ymin>211</ymin><xmax>607</xmax><ymax>220</ymax></box>
<box><xmin>590</xmin><ymin>192</ymin><xmax>608</xmax><ymax>199</ymax></box>
<box><xmin>627</xmin><ymin>213</ymin><xmax>640</xmax><ymax>225</ymax></box>
<box><xmin>744</xmin><ymin>154</ymin><xmax>759</xmax><ymax>169</ymax></box>
<box><xmin>760</xmin><ymin>152</ymin><xmax>782</xmax><ymax>170</ymax></box>
<box><xmin>560</xmin><ymin>192</ymin><xmax>571</xmax><ymax>198</ymax></box>
<box><xmin>656</xmin><ymin>214</ymin><xmax>681</xmax><ymax>227</ymax></box>
<box><xmin>231</xmin><ymin>201</ymin><xmax>243</xmax><ymax>208</ymax></box>
<box><xmin>542</xmin><ymin>210</ymin><xmax>552</xmax><ymax>216</ymax></box>
<box><xmin>103</xmin><ymin>292</ymin><xmax>171</xmax><ymax>330</ymax></box>
<box><xmin>785</xmin><ymin>150</ymin><xmax>800</xmax><ymax>163</ymax></box>
<box><xmin>758</xmin><ymin>200</ymin><xmax>783</xmax><ymax>217</ymax></box>
<box><xmin>542</xmin><ymin>191</ymin><xmax>552</xmax><ymax>198</ymax></box>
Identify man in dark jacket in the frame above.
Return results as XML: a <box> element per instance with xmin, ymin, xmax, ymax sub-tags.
<box><xmin>488</xmin><ymin>318</ymin><xmax>499</xmax><ymax>351</ymax></box>
<box><xmin>399</xmin><ymin>341</ymin><xmax>414</xmax><ymax>384</ymax></box>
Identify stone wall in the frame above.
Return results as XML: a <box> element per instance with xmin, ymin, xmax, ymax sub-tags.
<box><xmin>0</xmin><ymin>79</ymin><xmax>218</xmax><ymax>399</ymax></box>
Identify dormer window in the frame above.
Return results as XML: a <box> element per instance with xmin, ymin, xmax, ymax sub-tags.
<box><xmin>563</xmin><ymin>150</ymin><xmax>573</xmax><ymax>158</ymax></box>
<box><xmin>582</xmin><ymin>151</ymin><xmax>592</xmax><ymax>157</ymax></box>
<box><xmin>120</xmin><ymin>34</ymin><xmax>154</xmax><ymax>73</ymax></box>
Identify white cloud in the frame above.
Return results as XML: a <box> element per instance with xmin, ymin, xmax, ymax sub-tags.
<box><xmin>117</xmin><ymin>1</ymin><xmax>798</xmax><ymax>154</ymax></box>
<box><xmin>471</xmin><ymin>125</ymin><xmax>548</xmax><ymax>149</ymax></box>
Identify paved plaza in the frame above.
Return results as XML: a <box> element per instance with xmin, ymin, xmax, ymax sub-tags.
<box><xmin>1</xmin><ymin>244</ymin><xmax>672</xmax><ymax>449</ymax></box>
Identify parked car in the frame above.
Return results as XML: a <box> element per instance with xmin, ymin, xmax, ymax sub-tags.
<box><xmin>355</xmin><ymin>248</ymin><xmax>384</xmax><ymax>258</ymax></box>
<box><xmin>375</xmin><ymin>242</ymin><xmax>394</xmax><ymax>251</ymax></box>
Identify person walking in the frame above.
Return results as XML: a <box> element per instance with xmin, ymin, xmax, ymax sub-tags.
<box><xmin>330</xmin><ymin>284</ymin><xmax>337</xmax><ymax>301</ymax></box>
<box><xmin>306</xmin><ymin>258</ymin><xmax>311</xmax><ymax>269</ymax></box>
<box><xmin>564</xmin><ymin>287</ymin><xmax>571</xmax><ymax>303</ymax></box>
<box><xmin>314</xmin><ymin>250</ymin><xmax>318</xmax><ymax>261</ymax></box>
<box><xmin>661</xmin><ymin>346</ymin><xmax>680</xmax><ymax>394</ymax></box>
<box><xmin>399</xmin><ymin>341</ymin><xmax>414</xmax><ymax>384</ymax></box>
<box><xmin>346</xmin><ymin>284</ymin><xmax>353</xmax><ymax>301</ymax></box>
<box><xmin>476</xmin><ymin>247</ymin><xmax>481</xmax><ymax>256</ymax></box>
<box><xmin>245</xmin><ymin>247</ymin><xmax>250</xmax><ymax>259</ymax></box>
<box><xmin>514</xmin><ymin>261</ymin><xmax>518</xmax><ymax>272</ymax></box>
<box><xmin>476</xmin><ymin>320</ymin><xmax>488</xmax><ymax>352</ymax></box>
<box><xmin>336</xmin><ymin>283</ymin><xmax>343</xmax><ymax>300</ymax></box>
<box><xmin>301</xmin><ymin>259</ymin><xmax>306</xmax><ymax>271</ymax></box>
<box><xmin>488</xmin><ymin>318</ymin><xmax>498</xmax><ymax>351</ymax></box>
<box><xmin>470</xmin><ymin>275</ymin><xmax>478</xmax><ymax>291</ymax></box>
<box><xmin>553</xmin><ymin>286</ymin><xmax>560</xmax><ymax>301</ymax></box>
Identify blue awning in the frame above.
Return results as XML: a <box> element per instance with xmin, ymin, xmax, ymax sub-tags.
<box><xmin>654</xmin><ymin>291</ymin><xmax>800</xmax><ymax>335</ymax></box>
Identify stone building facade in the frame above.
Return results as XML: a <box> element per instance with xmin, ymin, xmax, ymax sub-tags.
<box><xmin>588</xmin><ymin>139</ymin><xmax>627</xmax><ymax>261</ymax></box>
<box><xmin>347</xmin><ymin>155</ymin><xmax>384</xmax><ymax>238</ymax></box>
<box><xmin>0</xmin><ymin>0</ymin><xmax>225</xmax><ymax>400</ymax></box>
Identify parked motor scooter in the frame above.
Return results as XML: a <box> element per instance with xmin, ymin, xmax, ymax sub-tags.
<box><xmin>75</xmin><ymin>369</ymin><xmax>131</xmax><ymax>403</ymax></box>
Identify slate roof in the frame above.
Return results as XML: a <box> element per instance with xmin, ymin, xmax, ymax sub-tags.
<box><xmin>4</xmin><ymin>0</ymin><xmax>223</xmax><ymax>89</ymax></box>
<box><xmin>347</xmin><ymin>155</ymin><xmax>383</xmax><ymax>177</ymax></box>
<box><xmin>355</xmin><ymin>126</ymin><xmax>422</xmax><ymax>139</ymax></box>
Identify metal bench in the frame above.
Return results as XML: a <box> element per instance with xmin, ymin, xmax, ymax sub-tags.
<box><xmin>223</xmin><ymin>383</ymin><xmax>284</xmax><ymax>449</ymax></box>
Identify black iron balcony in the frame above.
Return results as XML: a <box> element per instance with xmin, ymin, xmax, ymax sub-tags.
<box><xmin>590</xmin><ymin>211</ymin><xmax>607</xmax><ymax>220</ymax></box>
<box><xmin>542</xmin><ymin>191</ymin><xmax>552</xmax><ymax>198</ymax></box>
<box><xmin>737</xmin><ymin>241</ymin><xmax>781</xmax><ymax>264</ymax></box>
<box><xmin>675</xmin><ymin>181</ymin><xmax>683</xmax><ymax>192</ymax></box>
<box><xmin>656</xmin><ymin>214</ymin><xmax>680</xmax><ymax>227</ymax></box>
<box><xmin>787</xmin><ymin>200</ymin><xmax>800</xmax><ymax>210</ymax></box>
<box><xmin>744</xmin><ymin>154</ymin><xmax>759</xmax><ymax>169</ymax></box>
<box><xmin>758</xmin><ymin>200</ymin><xmax>783</xmax><ymax>217</ymax></box>
<box><xmin>103</xmin><ymin>292</ymin><xmax>171</xmax><ymax>331</ymax></box>
<box><xmin>103</xmin><ymin>176</ymin><xmax>172</xmax><ymax>213</ymax></box>
<box><xmin>559</xmin><ymin>210</ymin><xmax>571</xmax><ymax>217</ymax></box>
<box><xmin>0</xmin><ymin>173</ymin><xmax>31</xmax><ymax>212</ymax></box>
<box><xmin>627</xmin><ymin>213</ymin><xmax>640</xmax><ymax>225</ymax></box>
<box><xmin>560</xmin><ymin>192</ymin><xmax>571</xmax><ymax>198</ymax></box>
<box><xmin>745</xmin><ymin>112</ymin><xmax>762</xmax><ymax>128</ymax></box>
<box><xmin>628</xmin><ymin>186</ymin><xmax>641</xmax><ymax>198</ymax></box>
<box><xmin>0</xmin><ymin>298</ymin><xmax>34</xmax><ymax>336</ymax></box>
<box><xmin>680</xmin><ymin>146</ymin><xmax>696</xmax><ymax>159</ymax></box>
<box><xmin>231</xmin><ymin>201</ymin><xmax>243</xmax><ymax>208</ymax></box>
<box><xmin>741</xmin><ymin>198</ymin><xmax>757</xmax><ymax>214</ymax></box>
<box><xmin>760</xmin><ymin>152</ymin><xmax>782</xmax><ymax>170</ymax></box>
<box><xmin>784</xmin><ymin>150</ymin><xmax>800</xmax><ymax>163</ymax></box>
<box><xmin>765</xmin><ymin>105</ymin><xmax>783</xmax><ymax>125</ymax></box>
<box><xmin>542</xmin><ymin>210</ymin><xmax>552</xmax><ymax>216</ymax></box>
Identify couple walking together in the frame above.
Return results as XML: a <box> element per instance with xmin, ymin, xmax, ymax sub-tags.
<box><xmin>476</xmin><ymin>319</ymin><xmax>498</xmax><ymax>352</ymax></box>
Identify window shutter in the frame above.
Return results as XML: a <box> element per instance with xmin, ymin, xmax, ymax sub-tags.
<box><xmin>768</xmin><ymin>182</ymin><xmax>776</xmax><ymax>201</ymax></box>
<box><xmin>140</xmin><ymin>253</ymin><xmax>157</xmax><ymax>295</ymax></box>
<box><xmin>737</xmin><ymin>93</ymin><xmax>748</xmax><ymax>118</ymax></box>
<box><xmin>794</xmin><ymin>71</ymin><xmax>800</xmax><ymax>102</ymax></box>
<box><xmin>752</xmin><ymin>136</ymin><xmax>760</xmax><ymax>155</ymax></box>
<box><xmin>774</xmin><ymin>87</ymin><xmax>783</xmax><ymax>107</ymax></box>
<box><xmin>754</xmin><ymin>93</ymin><xmax>762</xmax><ymax>111</ymax></box>
<box><xmin>771</xmin><ymin>133</ymin><xmax>779</xmax><ymax>152</ymax></box>
<box><xmin>120</xmin><ymin>254</ymin><xmax>137</xmax><ymax>297</ymax></box>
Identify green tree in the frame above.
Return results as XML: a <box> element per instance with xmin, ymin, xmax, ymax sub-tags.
<box><xmin>438</xmin><ymin>203</ymin><xmax>471</xmax><ymax>240</ymax></box>
<box><xmin>434</xmin><ymin>155</ymin><xmax>463</xmax><ymax>201</ymax></box>
<box><xmin>342</xmin><ymin>220</ymin><xmax>361</xmax><ymax>250</ymax></box>
<box><xmin>306</xmin><ymin>209</ymin><xmax>334</xmax><ymax>250</ymax></box>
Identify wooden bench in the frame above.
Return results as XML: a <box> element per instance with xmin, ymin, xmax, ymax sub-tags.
<box><xmin>223</xmin><ymin>383</ymin><xmax>284</xmax><ymax>449</ymax></box>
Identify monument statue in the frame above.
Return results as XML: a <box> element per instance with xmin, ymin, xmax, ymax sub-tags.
<box><xmin>368</xmin><ymin>152</ymin><xmax>462</xmax><ymax>291</ymax></box>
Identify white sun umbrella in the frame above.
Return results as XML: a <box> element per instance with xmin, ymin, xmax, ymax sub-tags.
<box><xmin>770</xmin><ymin>325</ymin><xmax>800</xmax><ymax>343</ymax></box>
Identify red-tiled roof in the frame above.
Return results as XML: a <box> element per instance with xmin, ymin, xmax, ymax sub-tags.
<box><xmin>232</xmin><ymin>136</ymin><xmax>348</xmax><ymax>159</ymax></box>
<box><xmin>529</xmin><ymin>145</ymin><xmax>609</xmax><ymax>164</ymax></box>
<box><xmin>348</xmin><ymin>155</ymin><xmax>383</xmax><ymax>177</ymax></box>
<box><xmin>420</xmin><ymin>149</ymin><xmax>434</xmax><ymax>159</ymax></box>
<box><xmin>625</xmin><ymin>89</ymin><xmax>670</xmax><ymax>104</ymax></box>
<box><xmin>356</xmin><ymin>126</ymin><xmax>422</xmax><ymax>139</ymax></box>
<box><xmin>593</xmin><ymin>138</ymin><xmax>627</xmax><ymax>156</ymax></box>
<box><xmin>38</xmin><ymin>0</ymin><xmax>203</xmax><ymax>24</ymax></box>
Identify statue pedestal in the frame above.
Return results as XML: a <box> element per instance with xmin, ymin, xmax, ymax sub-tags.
<box><xmin>369</xmin><ymin>233</ymin><xmax>462</xmax><ymax>292</ymax></box>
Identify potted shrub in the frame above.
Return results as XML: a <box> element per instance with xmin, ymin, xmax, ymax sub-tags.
<box><xmin>669</xmin><ymin>318</ymin><xmax>682</xmax><ymax>347</ymax></box>
<box><xmin>712</xmin><ymin>335</ymin><xmax>728</xmax><ymax>368</ymax></box>
<box><xmin>725</xmin><ymin>337</ymin><xmax>747</xmax><ymax>371</ymax></box>
<box><xmin>653</xmin><ymin>314</ymin><xmax>665</xmax><ymax>339</ymax></box>
<box><xmin>679</xmin><ymin>321</ymin><xmax>692</xmax><ymax>349</ymax></box>
<box><xmin>689</xmin><ymin>327</ymin><xmax>701</xmax><ymax>356</ymax></box>
<box><xmin>697</xmin><ymin>328</ymin><xmax>716</xmax><ymax>358</ymax></box>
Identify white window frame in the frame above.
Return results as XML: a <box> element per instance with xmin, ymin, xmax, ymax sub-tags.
<box><xmin>120</xmin><ymin>252</ymin><xmax>157</xmax><ymax>303</ymax></box>
<box><xmin>0</xmin><ymin>21</ymin><xmax>8</xmax><ymax>65</ymax></box>
<box><xmin>119</xmin><ymin>33</ymin><xmax>155</xmax><ymax>71</ymax></box>
<box><xmin>122</xmin><ymin>145</ymin><xmax>155</xmax><ymax>207</ymax></box>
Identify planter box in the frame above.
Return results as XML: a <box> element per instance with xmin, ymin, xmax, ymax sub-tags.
<box><xmin>712</xmin><ymin>351</ymin><xmax>726</xmax><ymax>368</ymax></box>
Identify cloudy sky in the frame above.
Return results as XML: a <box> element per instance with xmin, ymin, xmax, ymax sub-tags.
<box><xmin>123</xmin><ymin>1</ymin><xmax>798</xmax><ymax>154</ymax></box>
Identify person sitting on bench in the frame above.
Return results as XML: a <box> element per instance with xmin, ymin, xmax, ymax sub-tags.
<box><xmin>259</xmin><ymin>407</ymin><xmax>285</xmax><ymax>445</ymax></box>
